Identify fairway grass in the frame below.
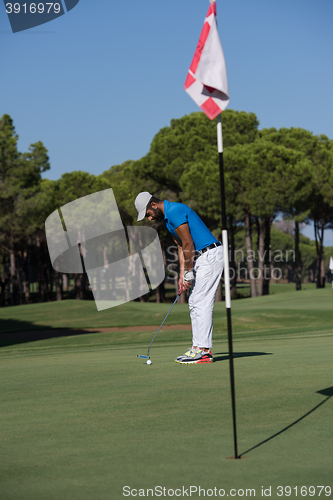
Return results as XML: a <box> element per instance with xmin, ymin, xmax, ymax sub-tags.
<box><xmin>0</xmin><ymin>336</ymin><xmax>332</xmax><ymax>499</ymax></box>
<box><xmin>0</xmin><ymin>288</ymin><xmax>332</xmax><ymax>499</ymax></box>
<box><xmin>0</xmin><ymin>285</ymin><xmax>332</xmax><ymax>338</ymax></box>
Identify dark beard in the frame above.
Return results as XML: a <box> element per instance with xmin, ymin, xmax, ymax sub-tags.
<box><xmin>151</xmin><ymin>207</ymin><xmax>164</xmax><ymax>221</ymax></box>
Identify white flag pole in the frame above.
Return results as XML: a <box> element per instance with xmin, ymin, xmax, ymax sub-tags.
<box><xmin>217</xmin><ymin>118</ymin><xmax>231</xmax><ymax>307</ymax></box>
<box><xmin>329</xmin><ymin>257</ymin><xmax>333</xmax><ymax>289</ymax></box>
<box><xmin>217</xmin><ymin>114</ymin><xmax>238</xmax><ymax>459</ymax></box>
<box><xmin>184</xmin><ymin>0</ymin><xmax>237</xmax><ymax>458</ymax></box>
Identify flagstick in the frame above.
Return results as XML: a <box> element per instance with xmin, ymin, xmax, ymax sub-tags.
<box><xmin>217</xmin><ymin>114</ymin><xmax>239</xmax><ymax>459</ymax></box>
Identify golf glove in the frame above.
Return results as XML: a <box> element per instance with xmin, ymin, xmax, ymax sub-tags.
<box><xmin>183</xmin><ymin>270</ymin><xmax>194</xmax><ymax>283</ymax></box>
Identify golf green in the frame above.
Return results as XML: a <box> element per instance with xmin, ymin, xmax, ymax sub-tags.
<box><xmin>0</xmin><ymin>288</ymin><xmax>332</xmax><ymax>499</ymax></box>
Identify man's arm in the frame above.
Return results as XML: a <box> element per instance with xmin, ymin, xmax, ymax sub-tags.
<box><xmin>171</xmin><ymin>235</ymin><xmax>185</xmax><ymax>291</ymax></box>
<box><xmin>173</xmin><ymin>223</ymin><xmax>195</xmax><ymax>291</ymax></box>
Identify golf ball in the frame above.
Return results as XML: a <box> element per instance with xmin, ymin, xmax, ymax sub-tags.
<box><xmin>146</xmin><ymin>359</ymin><xmax>152</xmax><ymax>365</ymax></box>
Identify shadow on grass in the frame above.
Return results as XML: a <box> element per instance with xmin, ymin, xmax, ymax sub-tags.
<box><xmin>240</xmin><ymin>386</ymin><xmax>333</xmax><ymax>457</ymax></box>
<box><xmin>214</xmin><ymin>352</ymin><xmax>272</xmax><ymax>362</ymax></box>
<box><xmin>0</xmin><ymin>319</ymin><xmax>99</xmax><ymax>348</ymax></box>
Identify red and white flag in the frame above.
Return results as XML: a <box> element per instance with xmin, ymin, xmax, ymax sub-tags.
<box><xmin>185</xmin><ymin>0</ymin><xmax>229</xmax><ymax>120</ymax></box>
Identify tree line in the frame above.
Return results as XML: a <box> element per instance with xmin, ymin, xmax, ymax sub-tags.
<box><xmin>0</xmin><ymin>111</ymin><xmax>332</xmax><ymax>307</ymax></box>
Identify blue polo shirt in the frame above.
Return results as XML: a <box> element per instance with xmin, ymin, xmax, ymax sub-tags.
<box><xmin>163</xmin><ymin>200</ymin><xmax>218</xmax><ymax>252</ymax></box>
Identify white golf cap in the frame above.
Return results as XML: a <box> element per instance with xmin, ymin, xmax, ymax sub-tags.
<box><xmin>135</xmin><ymin>191</ymin><xmax>153</xmax><ymax>221</ymax></box>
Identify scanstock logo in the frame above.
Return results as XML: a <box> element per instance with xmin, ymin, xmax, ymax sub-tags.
<box><xmin>45</xmin><ymin>189</ymin><xmax>165</xmax><ymax>311</ymax></box>
<box><xmin>3</xmin><ymin>0</ymin><xmax>80</xmax><ymax>33</ymax></box>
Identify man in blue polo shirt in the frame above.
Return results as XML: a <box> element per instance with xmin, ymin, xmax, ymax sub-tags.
<box><xmin>134</xmin><ymin>192</ymin><xmax>224</xmax><ymax>364</ymax></box>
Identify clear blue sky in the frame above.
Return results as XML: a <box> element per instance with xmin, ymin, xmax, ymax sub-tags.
<box><xmin>1</xmin><ymin>0</ymin><xmax>333</xmax><ymax>245</ymax></box>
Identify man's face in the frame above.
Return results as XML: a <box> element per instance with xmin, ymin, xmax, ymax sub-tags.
<box><xmin>146</xmin><ymin>204</ymin><xmax>164</xmax><ymax>222</ymax></box>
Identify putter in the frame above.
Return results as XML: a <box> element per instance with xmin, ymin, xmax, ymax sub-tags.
<box><xmin>137</xmin><ymin>287</ymin><xmax>184</xmax><ymax>360</ymax></box>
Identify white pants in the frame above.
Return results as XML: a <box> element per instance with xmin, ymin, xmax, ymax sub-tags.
<box><xmin>188</xmin><ymin>245</ymin><xmax>224</xmax><ymax>349</ymax></box>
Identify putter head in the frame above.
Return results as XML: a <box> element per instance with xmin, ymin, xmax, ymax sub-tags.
<box><xmin>137</xmin><ymin>355</ymin><xmax>150</xmax><ymax>359</ymax></box>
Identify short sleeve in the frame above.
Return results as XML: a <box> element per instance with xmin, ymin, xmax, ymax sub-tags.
<box><xmin>168</xmin><ymin>205</ymin><xmax>188</xmax><ymax>230</ymax></box>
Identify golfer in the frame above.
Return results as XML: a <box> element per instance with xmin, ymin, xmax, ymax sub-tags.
<box><xmin>134</xmin><ymin>192</ymin><xmax>224</xmax><ymax>364</ymax></box>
